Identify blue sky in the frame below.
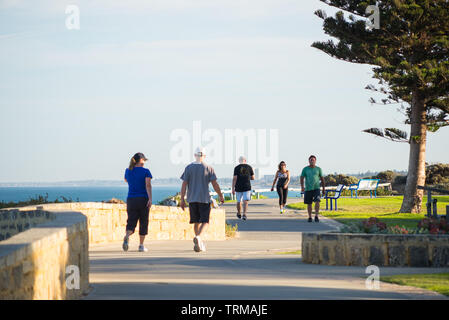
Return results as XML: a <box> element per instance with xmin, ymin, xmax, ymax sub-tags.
<box><xmin>1</xmin><ymin>0</ymin><xmax>448</xmax><ymax>182</ymax></box>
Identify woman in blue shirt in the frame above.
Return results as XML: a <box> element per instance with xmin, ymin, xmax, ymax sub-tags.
<box><xmin>122</xmin><ymin>152</ymin><xmax>153</xmax><ymax>252</ymax></box>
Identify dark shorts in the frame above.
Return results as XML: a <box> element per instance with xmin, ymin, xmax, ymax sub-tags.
<box><xmin>304</xmin><ymin>189</ymin><xmax>321</xmax><ymax>204</ymax></box>
<box><xmin>189</xmin><ymin>202</ymin><xmax>211</xmax><ymax>224</ymax></box>
<box><xmin>126</xmin><ymin>197</ymin><xmax>150</xmax><ymax>235</ymax></box>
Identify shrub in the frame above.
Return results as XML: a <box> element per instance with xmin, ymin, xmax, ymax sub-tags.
<box><xmin>324</xmin><ymin>174</ymin><xmax>358</xmax><ymax>186</ymax></box>
<box><xmin>417</xmin><ymin>217</ymin><xmax>449</xmax><ymax>235</ymax></box>
<box><xmin>376</xmin><ymin>170</ymin><xmax>398</xmax><ymax>183</ymax></box>
<box><xmin>340</xmin><ymin>217</ymin><xmax>388</xmax><ymax>234</ymax></box>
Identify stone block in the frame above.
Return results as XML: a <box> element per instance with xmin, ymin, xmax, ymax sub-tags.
<box><xmin>388</xmin><ymin>245</ymin><xmax>406</xmax><ymax>266</ymax></box>
<box><xmin>349</xmin><ymin>247</ymin><xmax>362</xmax><ymax>266</ymax></box>
<box><xmin>431</xmin><ymin>246</ymin><xmax>449</xmax><ymax>267</ymax></box>
<box><xmin>409</xmin><ymin>246</ymin><xmax>429</xmax><ymax>267</ymax></box>
<box><xmin>368</xmin><ymin>246</ymin><xmax>385</xmax><ymax>266</ymax></box>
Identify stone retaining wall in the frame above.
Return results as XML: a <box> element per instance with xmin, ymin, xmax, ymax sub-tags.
<box><xmin>27</xmin><ymin>202</ymin><xmax>226</xmax><ymax>244</ymax></box>
<box><xmin>302</xmin><ymin>232</ymin><xmax>449</xmax><ymax>267</ymax></box>
<box><xmin>0</xmin><ymin>202</ymin><xmax>226</xmax><ymax>299</ymax></box>
<box><xmin>0</xmin><ymin>211</ymin><xmax>89</xmax><ymax>299</ymax></box>
<box><xmin>0</xmin><ymin>209</ymin><xmax>55</xmax><ymax>241</ymax></box>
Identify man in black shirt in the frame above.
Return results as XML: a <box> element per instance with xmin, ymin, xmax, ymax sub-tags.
<box><xmin>232</xmin><ymin>156</ymin><xmax>255</xmax><ymax>220</ymax></box>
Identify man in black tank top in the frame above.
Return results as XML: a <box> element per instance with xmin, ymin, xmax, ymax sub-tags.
<box><xmin>232</xmin><ymin>156</ymin><xmax>255</xmax><ymax>220</ymax></box>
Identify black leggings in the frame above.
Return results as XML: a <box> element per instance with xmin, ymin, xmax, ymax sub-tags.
<box><xmin>276</xmin><ymin>185</ymin><xmax>288</xmax><ymax>206</ymax></box>
<box><xmin>126</xmin><ymin>197</ymin><xmax>150</xmax><ymax>236</ymax></box>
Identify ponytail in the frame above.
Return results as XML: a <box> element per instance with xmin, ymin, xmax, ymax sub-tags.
<box><xmin>129</xmin><ymin>157</ymin><xmax>137</xmax><ymax>170</ymax></box>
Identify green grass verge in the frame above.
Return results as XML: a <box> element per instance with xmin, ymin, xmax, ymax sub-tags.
<box><xmin>286</xmin><ymin>196</ymin><xmax>449</xmax><ymax>228</ymax></box>
<box><xmin>380</xmin><ymin>273</ymin><xmax>449</xmax><ymax>296</ymax></box>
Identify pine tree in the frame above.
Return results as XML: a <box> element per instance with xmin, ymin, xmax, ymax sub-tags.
<box><xmin>312</xmin><ymin>0</ymin><xmax>449</xmax><ymax>212</ymax></box>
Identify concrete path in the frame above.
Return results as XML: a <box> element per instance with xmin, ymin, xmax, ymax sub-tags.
<box><xmin>85</xmin><ymin>198</ymin><xmax>449</xmax><ymax>300</ymax></box>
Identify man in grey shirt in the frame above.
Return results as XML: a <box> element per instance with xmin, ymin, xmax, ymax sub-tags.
<box><xmin>180</xmin><ymin>147</ymin><xmax>224</xmax><ymax>252</ymax></box>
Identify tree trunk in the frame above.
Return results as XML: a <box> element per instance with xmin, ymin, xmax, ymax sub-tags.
<box><xmin>399</xmin><ymin>91</ymin><xmax>427</xmax><ymax>213</ymax></box>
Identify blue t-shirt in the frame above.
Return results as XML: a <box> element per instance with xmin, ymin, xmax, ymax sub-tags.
<box><xmin>124</xmin><ymin>167</ymin><xmax>153</xmax><ymax>198</ymax></box>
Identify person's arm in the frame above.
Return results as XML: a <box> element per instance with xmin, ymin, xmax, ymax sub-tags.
<box><xmin>321</xmin><ymin>177</ymin><xmax>326</xmax><ymax>195</ymax></box>
<box><xmin>300</xmin><ymin>176</ymin><xmax>305</xmax><ymax>192</ymax></box>
<box><xmin>320</xmin><ymin>172</ymin><xmax>326</xmax><ymax>195</ymax></box>
<box><xmin>145</xmin><ymin>177</ymin><xmax>152</xmax><ymax>208</ymax></box>
<box><xmin>271</xmin><ymin>171</ymin><xmax>278</xmax><ymax>191</ymax></box>
<box><xmin>284</xmin><ymin>171</ymin><xmax>291</xmax><ymax>189</ymax></box>
<box><xmin>250</xmin><ymin>175</ymin><xmax>255</xmax><ymax>181</ymax></box>
<box><xmin>232</xmin><ymin>175</ymin><xmax>237</xmax><ymax>195</ymax></box>
<box><xmin>180</xmin><ymin>180</ymin><xmax>188</xmax><ymax>210</ymax></box>
<box><xmin>211</xmin><ymin>180</ymin><xmax>225</xmax><ymax>204</ymax></box>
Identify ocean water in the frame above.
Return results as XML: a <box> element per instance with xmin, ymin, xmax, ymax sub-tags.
<box><xmin>0</xmin><ymin>186</ymin><xmax>303</xmax><ymax>204</ymax></box>
<box><xmin>0</xmin><ymin>186</ymin><xmax>181</xmax><ymax>204</ymax></box>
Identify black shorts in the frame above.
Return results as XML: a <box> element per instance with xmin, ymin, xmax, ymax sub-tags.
<box><xmin>189</xmin><ymin>202</ymin><xmax>211</xmax><ymax>224</ymax></box>
<box><xmin>304</xmin><ymin>189</ymin><xmax>321</xmax><ymax>204</ymax></box>
<box><xmin>126</xmin><ymin>197</ymin><xmax>150</xmax><ymax>235</ymax></box>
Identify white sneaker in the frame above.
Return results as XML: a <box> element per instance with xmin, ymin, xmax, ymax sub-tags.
<box><xmin>138</xmin><ymin>245</ymin><xmax>148</xmax><ymax>252</ymax></box>
<box><xmin>200</xmin><ymin>240</ymin><xmax>206</xmax><ymax>252</ymax></box>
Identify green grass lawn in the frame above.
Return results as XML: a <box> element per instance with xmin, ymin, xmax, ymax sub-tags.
<box><xmin>287</xmin><ymin>196</ymin><xmax>449</xmax><ymax>228</ymax></box>
<box><xmin>381</xmin><ymin>273</ymin><xmax>449</xmax><ymax>296</ymax></box>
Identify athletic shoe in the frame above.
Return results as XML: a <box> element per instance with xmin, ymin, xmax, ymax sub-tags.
<box><xmin>308</xmin><ymin>218</ymin><xmax>313</xmax><ymax>223</ymax></box>
<box><xmin>242</xmin><ymin>215</ymin><xmax>247</xmax><ymax>221</ymax></box>
<box><xmin>122</xmin><ymin>236</ymin><xmax>129</xmax><ymax>252</ymax></box>
<box><xmin>200</xmin><ymin>240</ymin><xmax>206</xmax><ymax>252</ymax></box>
<box><xmin>193</xmin><ymin>236</ymin><xmax>201</xmax><ymax>252</ymax></box>
<box><xmin>315</xmin><ymin>216</ymin><xmax>320</xmax><ymax>223</ymax></box>
<box><xmin>280</xmin><ymin>209</ymin><xmax>283</xmax><ymax>214</ymax></box>
<box><xmin>237</xmin><ymin>213</ymin><xmax>242</xmax><ymax>219</ymax></box>
<box><xmin>138</xmin><ymin>245</ymin><xmax>148</xmax><ymax>252</ymax></box>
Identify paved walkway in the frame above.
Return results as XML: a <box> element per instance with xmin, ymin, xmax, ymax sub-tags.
<box><xmin>85</xmin><ymin>199</ymin><xmax>449</xmax><ymax>300</ymax></box>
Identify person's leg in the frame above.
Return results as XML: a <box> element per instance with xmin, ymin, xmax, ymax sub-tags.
<box><xmin>196</xmin><ymin>222</ymin><xmax>209</xmax><ymax>237</ymax></box>
<box><xmin>283</xmin><ymin>188</ymin><xmax>288</xmax><ymax>207</ymax></box>
<box><xmin>314</xmin><ymin>190</ymin><xmax>321</xmax><ymax>222</ymax></box>
<box><xmin>243</xmin><ymin>200</ymin><xmax>248</xmax><ymax>215</ymax></box>
<box><xmin>276</xmin><ymin>186</ymin><xmax>284</xmax><ymax>211</ymax></box>
<box><xmin>124</xmin><ymin>197</ymin><xmax>140</xmax><ymax>251</ymax></box>
<box><xmin>307</xmin><ymin>203</ymin><xmax>313</xmax><ymax>218</ymax></box>
<box><xmin>190</xmin><ymin>203</ymin><xmax>202</xmax><ymax>252</ymax></box>
<box><xmin>236</xmin><ymin>192</ymin><xmax>242</xmax><ymax>218</ymax></box>
<box><xmin>138</xmin><ymin>198</ymin><xmax>150</xmax><ymax>247</ymax></box>
<box><xmin>197</xmin><ymin>203</ymin><xmax>211</xmax><ymax>251</ymax></box>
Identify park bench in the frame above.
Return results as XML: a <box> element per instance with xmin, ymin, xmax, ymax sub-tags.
<box><xmin>348</xmin><ymin>179</ymin><xmax>380</xmax><ymax>198</ymax></box>
<box><xmin>324</xmin><ymin>184</ymin><xmax>344</xmax><ymax>211</ymax></box>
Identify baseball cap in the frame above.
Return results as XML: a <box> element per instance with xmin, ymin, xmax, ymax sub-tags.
<box><xmin>133</xmin><ymin>152</ymin><xmax>148</xmax><ymax>162</ymax></box>
<box><xmin>194</xmin><ymin>147</ymin><xmax>206</xmax><ymax>156</ymax></box>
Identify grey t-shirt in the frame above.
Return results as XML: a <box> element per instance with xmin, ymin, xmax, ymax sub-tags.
<box><xmin>180</xmin><ymin>162</ymin><xmax>217</xmax><ymax>204</ymax></box>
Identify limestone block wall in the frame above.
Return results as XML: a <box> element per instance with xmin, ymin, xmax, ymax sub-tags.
<box><xmin>302</xmin><ymin>232</ymin><xmax>449</xmax><ymax>267</ymax></box>
<box><xmin>19</xmin><ymin>202</ymin><xmax>226</xmax><ymax>245</ymax></box>
<box><xmin>0</xmin><ymin>211</ymin><xmax>89</xmax><ymax>299</ymax></box>
<box><xmin>0</xmin><ymin>209</ymin><xmax>55</xmax><ymax>241</ymax></box>
<box><xmin>0</xmin><ymin>202</ymin><xmax>226</xmax><ymax>300</ymax></box>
